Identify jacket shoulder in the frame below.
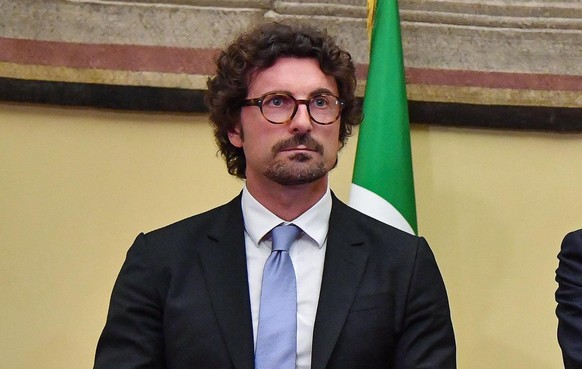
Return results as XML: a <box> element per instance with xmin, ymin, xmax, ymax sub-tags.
<box><xmin>331</xmin><ymin>196</ymin><xmax>421</xmax><ymax>247</ymax></box>
<box><xmin>135</xmin><ymin>195</ymin><xmax>242</xmax><ymax>253</ymax></box>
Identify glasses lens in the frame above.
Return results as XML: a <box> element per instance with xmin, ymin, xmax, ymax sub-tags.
<box><xmin>261</xmin><ymin>94</ymin><xmax>295</xmax><ymax>123</ymax></box>
<box><xmin>309</xmin><ymin>95</ymin><xmax>341</xmax><ymax>124</ymax></box>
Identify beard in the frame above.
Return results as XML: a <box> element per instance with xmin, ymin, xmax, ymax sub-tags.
<box><xmin>264</xmin><ymin>154</ymin><xmax>327</xmax><ymax>185</ymax></box>
<box><xmin>263</xmin><ymin>134</ymin><xmax>329</xmax><ymax>186</ymax></box>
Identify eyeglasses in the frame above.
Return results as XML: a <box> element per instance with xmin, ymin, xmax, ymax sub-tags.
<box><xmin>242</xmin><ymin>92</ymin><xmax>344</xmax><ymax>125</ymax></box>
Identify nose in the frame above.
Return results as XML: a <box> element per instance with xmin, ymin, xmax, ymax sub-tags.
<box><xmin>288</xmin><ymin>103</ymin><xmax>313</xmax><ymax>133</ymax></box>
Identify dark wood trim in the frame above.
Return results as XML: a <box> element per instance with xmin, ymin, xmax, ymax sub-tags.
<box><xmin>0</xmin><ymin>77</ymin><xmax>207</xmax><ymax>112</ymax></box>
<box><xmin>408</xmin><ymin>101</ymin><xmax>582</xmax><ymax>133</ymax></box>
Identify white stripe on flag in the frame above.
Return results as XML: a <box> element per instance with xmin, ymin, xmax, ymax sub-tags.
<box><xmin>349</xmin><ymin>184</ymin><xmax>415</xmax><ymax>235</ymax></box>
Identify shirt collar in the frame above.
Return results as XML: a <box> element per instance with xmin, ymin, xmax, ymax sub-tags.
<box><xmin>241</xmin><ymin>184</ymin><xmax>331</xmax><ymax>249</ymax></box>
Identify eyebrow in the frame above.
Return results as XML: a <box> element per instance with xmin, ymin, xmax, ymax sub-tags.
<box><xmin>261</xmin><ymin>88</ymin><xmax>338</xmax><ymax>97</ymax></box>
<box><xmin>311</xmin><ymin>88</ymin><xmax>337</xmax><ymax>96</ymax></box>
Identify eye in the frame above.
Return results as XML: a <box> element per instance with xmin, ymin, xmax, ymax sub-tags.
<box><xmin>264</xmin><ymin>94</ymin><xmax>292</xmax><ymax>108</ymax></box>
<box><xmin>311</xmin><ymin>95</ymin><xmax>330</xmax><ymax>108</ymax></box>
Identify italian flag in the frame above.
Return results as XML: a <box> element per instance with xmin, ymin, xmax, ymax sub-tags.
<box><xmin>349</xmin><ymin>0</ymin><xmax>417</xmax><ymax>235</ymax></box>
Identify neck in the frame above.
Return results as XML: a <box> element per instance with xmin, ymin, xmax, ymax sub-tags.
<box><xmin>245</xmin><ymin>177</ymin><xmax>329</xmax><ymax>221</ymax></box>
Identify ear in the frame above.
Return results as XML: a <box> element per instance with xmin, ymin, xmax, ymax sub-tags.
<box><xmin>228</xmin><ymin>126</ymin><xmax>243</xmax><ymax>148</ymax></box>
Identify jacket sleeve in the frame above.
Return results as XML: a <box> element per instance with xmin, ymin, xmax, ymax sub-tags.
<box><xmin>556</xmin><ymin>229</ymin><xmax>582</xmax><ymax>369</ymax></box>
<box><xmin>393</xmin><ymin>237</ymin><xmax>457</xmax><ymax>368</ymax></box>
<box><xmin>94</xmin><ymin>233</ymin><xmax>166</xmax><ymax>369</ymax></box>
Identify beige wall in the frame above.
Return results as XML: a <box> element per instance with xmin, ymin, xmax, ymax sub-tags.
<box><xmin>1</xmin><ymin>101</ymin><xmax>580</xmax><ymax>368</ymax></box>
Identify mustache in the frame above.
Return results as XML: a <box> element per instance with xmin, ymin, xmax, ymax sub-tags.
<box><xmin>271</xmin><ymin>134</ymin><xmax>324</xmax><ymax>155</ymax></box>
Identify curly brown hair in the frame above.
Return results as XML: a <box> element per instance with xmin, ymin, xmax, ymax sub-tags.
<box><xmin>205</xmin><ymin>22</ymin><xmax>362</xmax><ymax>179</ymax></box>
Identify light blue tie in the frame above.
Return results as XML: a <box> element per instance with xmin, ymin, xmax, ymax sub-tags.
<box><xmin>255</xmin><ymin>224</ymin><xmax>300</xmax><ymax>369</ymax></box>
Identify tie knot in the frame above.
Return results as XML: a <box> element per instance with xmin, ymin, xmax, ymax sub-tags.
<box><xmin>271</xmin><ymin>224</ymin><xmax>300</xmax><ymax>252</ymax></box>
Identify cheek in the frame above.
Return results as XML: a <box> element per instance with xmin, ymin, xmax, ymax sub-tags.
<box><xmin>327</xmin><ymin>141</ymin><xmax>341</xmax><ymax>160</ymax></box>
<box><xmin>324</xmin><ymin>127</ymin><xmax>342</xmax><ymax>152</ymax></box>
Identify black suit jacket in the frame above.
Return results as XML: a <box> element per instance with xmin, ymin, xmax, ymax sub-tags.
<box><xmin>556</xmin><ymin>229</ymin><xmax>582</xmax><ymax>369</ymax></box>
<box><xmin>95</xmin><ymin>194</ymin><xmax>456</xmax><ymax>369</ymax></box>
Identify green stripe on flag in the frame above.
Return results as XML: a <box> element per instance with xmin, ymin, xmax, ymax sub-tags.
<box><xmin>350</xmin><ymin>0</ymin><xmax>417</xmax><ymax>234</ymax></box>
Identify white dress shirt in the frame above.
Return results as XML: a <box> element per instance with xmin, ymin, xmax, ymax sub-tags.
<box><xmin>241</xmin><ymin>185</ymin><xmax>331</xmax><ymax>369</ymax></box>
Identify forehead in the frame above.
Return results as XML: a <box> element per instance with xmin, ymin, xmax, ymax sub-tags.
<box><xmin>248</xmin><ymin>57</ymin><xmax>338</xmax><ymax>96</ymax></box>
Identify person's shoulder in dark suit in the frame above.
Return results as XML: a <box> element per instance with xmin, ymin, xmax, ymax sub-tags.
<box><xmin>330</xmin><ymin>197</ymin><xmax>456</xmax><ymax>368</ymax></box>
<box><xmin>142</xmin><ymin>195</ymin><xmax>242</xmax><ymax>251</ymax></box>
<box><xmin>94</xmin><ymin>196</ymin><xmax>245</xmax><ymax>369</ymax></box>
<box><xmin>556</xmin><ymin>228</ymin><xmax>582</xmax><ymax>369</ymax></box>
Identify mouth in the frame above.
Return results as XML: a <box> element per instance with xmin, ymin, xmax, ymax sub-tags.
<box><xmin>280</xmin><ymin>145</ymin><xmax>316</xmax><ymax>152</ymax></box>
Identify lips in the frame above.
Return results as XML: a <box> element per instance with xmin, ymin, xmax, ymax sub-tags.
<box><xmin>281</xmin><ymin>145</ymin><xmax>314</xmax><ymax>152</ymax></box>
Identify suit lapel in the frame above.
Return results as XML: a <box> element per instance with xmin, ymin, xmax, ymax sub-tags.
<box><xmin>311</xmin><ymin>196</ymin><xmax>369</xmax><ymax>369</ymax></box>
<box><xmin>198</xmin><ymin>195</ymin><xmax>254</xmax><ymax>369</ymax></box>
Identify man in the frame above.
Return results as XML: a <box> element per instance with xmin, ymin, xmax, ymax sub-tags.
<box><xmin>556</xmin><ymin>229</ymin><xmax>582</xmax><ymax>369</ymax></box>
<box><xmin>94</xmin><ymin>22</ymin><xmax>456</xmax><ymax>369</ymax></box>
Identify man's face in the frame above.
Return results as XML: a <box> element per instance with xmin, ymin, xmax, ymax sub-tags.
<box><xmin>228</xmin><ymin>57</ymin><xmax>342</xmax><ymax>187</ymax></box>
